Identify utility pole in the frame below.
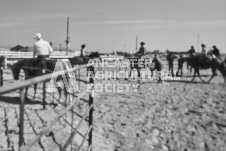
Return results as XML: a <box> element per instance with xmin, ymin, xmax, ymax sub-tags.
<box><xmin>136</xmin><ymin>35</ymin><xmax>138</xmax><ymax>53</ymax></box>
<box><xmin>197</xmin><ymin>34</ymin><xmax>200</xmax><ymax>52</ymax></box>
<box><xmin>65</xmin><ymin>16</ymin><xmax>70</xmax><ymax>56</ymax></box>
<box><xmin>59</xmin><ymin>44</ymin><xmax>62</xmax><ymax>52</ymax></box>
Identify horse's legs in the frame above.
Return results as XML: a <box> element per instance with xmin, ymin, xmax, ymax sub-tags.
<box><xmin>157</xmin><ymin>69</ymin><xmax>162</xmax><ymax>83</ymax></box>
<box><xmin>191</xmin><ymin>68</ymin><xmax>197</xmax><ymax>81</ymax></box>
<box><xmin>171</xmin><ymin>65</ymin><xmax>174</xmax><ymax>76</ymax></box>
<box><xmin>181</xmin><ymin>66</ymin><xmax>183</xmax><ymax>77</ymax></box>
<box><xmin>191</xmin><ymin>67</ymin><xmax>193</xmax><ymax>75</ymax></box>
<box><xmin>137</xmin><ymin>68</ymin><xmax>141</xmax><ymax>86</ymax></box>
<box><xmin>33</xmin><ymin>84</ymin><xmax>37</xmax><ymax>100</ymax></box>
<box><xmin>207</xmin><ymin>68</ymin><xmax>217</xmax><ymax>83</ymax></box>
<box><xmin>176</xmin><ymin>66</ymin><xmax>180</xmax><ymax>77</ymax></box>
<box><xmin>197</xmin><ymin>69</ymin><xmax>206</xmax><ymax>83</ymax></box>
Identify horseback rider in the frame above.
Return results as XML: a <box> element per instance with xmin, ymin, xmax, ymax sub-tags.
<box><xmin>201</xmin><ymin>43</ymin><xmax>206</xmax><ymax>56</ymax></box>
<box><xmin>199</xmin><ymin>43</ymin><xmax>207</xmax><ymax>64</ymax></box>
<box><xmin>33</xmin><ymin>33</ymin><xmax>53</xmax><ymax>59</ymax></box>
<box><xmin>33</xmin><ymin>33</ymin><xmax>53</xmax><ymax>70</ymax></box>
<box><xmin>187</xmin><ymin>45</ymin><xmax>196</xmax><ymax>57</ymax></box>
<box><xmin>135</xmin><ymin>42</ymin><xmax>146</xmax><ymax>58</ymax></box>
<box><xmin>212</xmin><ymin>45</ymin><xmax>221</xmax><ymax>59</ymax></box>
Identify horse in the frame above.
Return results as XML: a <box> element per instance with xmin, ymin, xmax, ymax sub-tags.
<box><xmin>69</xmin><ymin>52</ymin><xmax>101</xmax><ymax>75</ymax></box>
<box><xmin>10</xmin><ymin>58</ymin><xmax>68</xmax><ymax>105</ymax></box>
<box><xmin>150</xmin><ymin>55</ymin><xmax>163</xmax><ymax>83</ymax></box>
<box><xmin>176</xmin><ymin>55</ymin><xmax>226</xmax><ymax>83</ymax></box>
<box><xmin>124</xmin><ymin>54</ymin><xmax>150</xmax><ymax>80</ymax></box>
<box><xmin>124</xmin><ymin>54</ymin><xmax>163</xmax><ymax>84</ymax></box>
<box><xmin>69</xmin><ymin>51</ymin><xmax>101</xmax><ymax>66</ymax></box>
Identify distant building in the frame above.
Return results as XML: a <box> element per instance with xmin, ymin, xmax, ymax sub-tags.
<box><xmin>10</xmin><ymin>45</ymin><xmax>33</xmax><ymax>52</ymax></box>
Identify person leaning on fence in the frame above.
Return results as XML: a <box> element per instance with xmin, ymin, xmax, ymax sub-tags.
<box><xmin>33</xmin><ymin>33</ymin><xmax>53</xmax><ymax>68</ymax></box>
<box><xmin>135</xmin><ymin>42</ymin><xmax>146</xmax><ymax>58</ymax></box>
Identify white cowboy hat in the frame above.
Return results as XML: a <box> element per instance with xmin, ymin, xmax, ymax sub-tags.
<box><xmin>34</xmin><ymin>33</ymin><xmax>41</xmax><ymax>39</ymax></box>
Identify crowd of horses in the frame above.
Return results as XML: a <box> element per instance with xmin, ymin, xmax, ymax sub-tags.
<box><xmin>0</xmin><ymin>51</ymin><xmax>226</xmax><ymax>103</ymax></box>
<box><xmin>125</xmin><ymin>52</ymin><xmax>226</xmax><ymax>84</ymax></box>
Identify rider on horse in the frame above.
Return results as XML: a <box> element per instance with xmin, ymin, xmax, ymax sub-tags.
<box><xmin>201</xmin><ymin>43</ymin><xmax>206</xmax><ymax>56</ymax></box>
<box><xmin>135</xmin><ymin>42</ymin><xmax>146</xmax><ymax>58</ymax></box>
<box><xmin>199</xmin><ymin>43</ymin><xmax>208</xmax><ymax>64</ymax></box>
<box><xmin>187</xmin><ymin>45</ymin><xmax>196</xmax><ymax>57</ymax></box>
<box><xmin>33</xmin><ymin>33</ymin><xmax>53</xmax><ymax>70</ymax></box>
<box><xmin>212</xmin><ymin>45</ymin><xmax>221</xmax><ymax>60</ymax></box>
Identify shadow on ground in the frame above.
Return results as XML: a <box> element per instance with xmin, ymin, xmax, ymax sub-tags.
<box><xmin>0</xmin><ymin>96</ymin><xmax>42</xmax><ymax>105</ymax></box>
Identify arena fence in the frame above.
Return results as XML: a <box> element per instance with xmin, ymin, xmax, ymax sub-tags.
<box><xmin>0</xmin><ymin>55</ymin><xmax>185</xmax><ymax>87</ymax></box>
<box><xmin>0</xmin><ymin>64</ymin><xmax>95</xmax><ymax>151</ymax></box>
<box><xmin>0</xmin><ymin>51</ymin><xmax>76</xmax><ymax>59</ymax></box>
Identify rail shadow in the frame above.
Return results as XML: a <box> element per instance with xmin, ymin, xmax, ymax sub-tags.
<box><xmin>0</xmin><ymin>96</ymin><xmax>42</xmax><ymax>105</ymax></box>
<box><xmin>164</xmin><ymin>80</ymin><xmax>208</xmax><ymax>84</ymax></box>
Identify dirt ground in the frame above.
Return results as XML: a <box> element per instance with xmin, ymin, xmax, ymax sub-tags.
<box><xmin>0</xmin><ymin>65</ymin><xmax>226</xmax><ymax>151</ymax></box>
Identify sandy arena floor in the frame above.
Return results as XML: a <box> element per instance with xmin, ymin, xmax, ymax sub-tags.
<box><xmin>0</xmin><ymin>66</ymin><xmax>226</xmax><ymax>151</ymax></box>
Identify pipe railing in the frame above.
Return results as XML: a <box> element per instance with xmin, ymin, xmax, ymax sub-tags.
<box><xmin>0</xmin><ymin>64</ymin><xmax>95</xmax><ymax>151</ymax></box>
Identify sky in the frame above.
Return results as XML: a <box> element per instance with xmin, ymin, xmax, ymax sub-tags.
<box><xmin>0</xmin><ymin>0</ymin><xmax>226</xmax><ymax>53</ymax></box>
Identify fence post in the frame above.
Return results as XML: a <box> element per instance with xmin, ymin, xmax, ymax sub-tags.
<box><xmin>19</xmin><ymin>88</ymin><xmax>25</xmax><ymax>149</ymax></box>
<box><xmin>76</xmin><ymin>65</ymin><xmax>80</xmax><ymax>90</ymax></box>
<box><xmin>43</xmin><ymin>69</ymin><xmax>46</xmax><ymax>109</ymax></box>
<box><xmin>0</xmin><ymin>67</ymin><xmax>3</xmax><ymax>86</ymax></box>
<box><xmin>4</xmin><ymin>57</ymin><xmax>7</xmax><ymax>69</ymax></box>
<box><xmin>70</xmin><ymin>96</ymin><xmax>74</xmax><ymax>151</ymax></box>
<box><xmin>88</xmin><ymin>65</ymin><xmax>94</xmax><ymax>151</ymax></box>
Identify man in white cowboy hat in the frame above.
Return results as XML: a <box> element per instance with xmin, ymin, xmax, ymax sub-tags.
<box><xmin>33</xmin><ymin>33</ymin><xmax>53</xmax><ymax>59</ymax></box>
<box><xmin>135</xmin><ymin>42</ymin><xmax>147</xmax><ymax>57</ymax></box>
